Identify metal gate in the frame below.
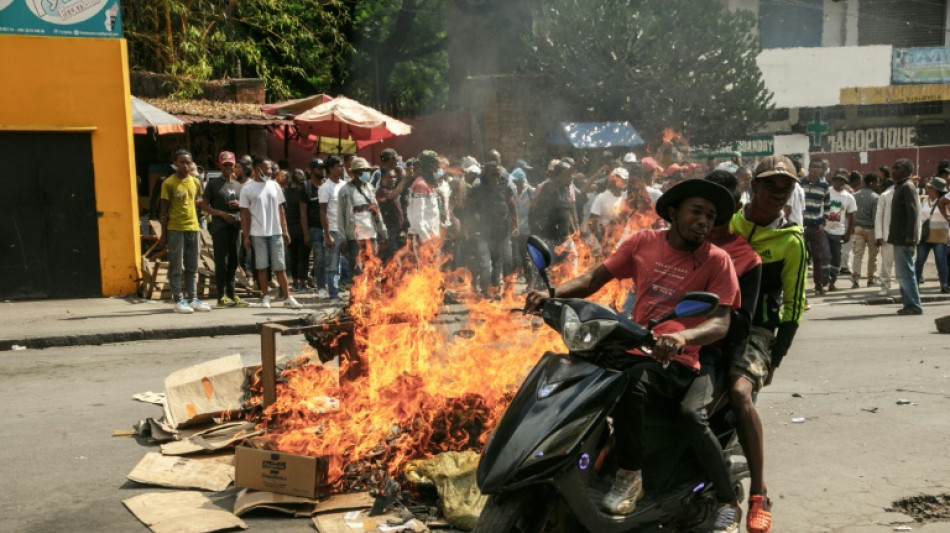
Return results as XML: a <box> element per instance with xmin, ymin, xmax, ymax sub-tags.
<box><xmin>0</xmin><ymin>131</ymin><xmax>102</xmax><ymax>299</ymax></box>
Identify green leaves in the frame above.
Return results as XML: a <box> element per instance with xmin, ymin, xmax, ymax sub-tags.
<box><xmin>122</xmin><ymin>0</ymin><xmax>354</xmax><ymax>101</ymax></box>
<box><xmin>526</xmin><ymin>0</ymin><xmax>773</xmax><ymax>147</ymax></box>
<box><xmin>122</xmin><ymin>0</ymin><xmax>448</xmax><ymax>108</ymax></box>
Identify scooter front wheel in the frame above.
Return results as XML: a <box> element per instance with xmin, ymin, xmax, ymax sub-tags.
<box><xmin>472</xmin><ymin>487</ymin><xmax>561</xmax><ymax>533</ymax></box>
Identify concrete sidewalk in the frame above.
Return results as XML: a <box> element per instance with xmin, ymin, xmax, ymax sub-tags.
<box><xmin>0</xmin><ymin>294</ymin><xmax>338</xmax><ymax>351</ymax></box>
<box><xmin>2</xmin><ymin>274</ymin><xmax>948</xmax><ymax>352</ymax></box>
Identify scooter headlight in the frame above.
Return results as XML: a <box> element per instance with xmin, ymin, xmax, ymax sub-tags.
<box><xmin>561</xmin><ymin>305</ymin><xmax>617</xmax><ymax>352</ymax></box>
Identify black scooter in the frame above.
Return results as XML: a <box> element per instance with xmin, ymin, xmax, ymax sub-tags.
<box><xmin>473</xmin><ymin>236</ymin><xmax>748</xmax><ymax>533</ymax></box>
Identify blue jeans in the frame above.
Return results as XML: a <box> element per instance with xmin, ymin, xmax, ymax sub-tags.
<box><xmin>309</xmin><ymin>227</ymin><xmax>327</xmax><ymax>290</ymax></box>
<box><xmin>894</xmin><ymin>244</ymin><xmax>922</xmax><ymax>312</ymax></box>
<box><xmin>916</xmin><ymin>242</ymin><xmax>948</xmax><ymax>287</ymax></box>
<box><xmin>324</xmin><ymin>230</ymin><xmax>343</xmax><ymax>299</ymax></box>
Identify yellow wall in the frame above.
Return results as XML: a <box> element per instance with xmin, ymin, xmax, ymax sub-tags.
<box><xmin>0</xmin><ymin>35</ymin><xmax>140</xmax><ymax>296</ymax></box>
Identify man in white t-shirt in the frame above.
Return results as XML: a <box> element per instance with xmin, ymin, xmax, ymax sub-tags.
<box><xmin>239</xmin><ymin>157</ymin><xmax>302</xmax><ymax>309</ymax></box>
<box><xmin>784</xmin><ymin>180</ymin><xmax>805</xmax><ymax>227</ymax></box>
<box><xmin>319</xmin><ymin>155</ymin><xmax>347</xmax><ymax>301</ymax></box>
<box><xmin>825</xmin><ymin>171</ymin><xmax>857</xmax><ymax>291</ymax></box>
<box><xmin>587</xmin><ymin>167</ymin><xmax>628</xmax><ymax>244</ymax></box>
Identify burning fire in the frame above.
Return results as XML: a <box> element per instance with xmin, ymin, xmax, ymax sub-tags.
<box><xmin>253</xmin><ymin>192</ymin><xmax>661</xmax><ymax>490</ymax></box>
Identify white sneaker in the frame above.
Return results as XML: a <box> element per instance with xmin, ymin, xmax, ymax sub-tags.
<box><xmin>712</xmin><ymin>502</ymin><xmax>741</xmax><ymax>533</ymax></box>
<box><xmin>261</xmin><ymin>295</ymin><xmax>271</xmax><ymax>309</ymax></box>
<box><xmin>174</xmin><ymin>299</ymin><xmax>194</xmax><ymax>314</ymax></box>
<box><xmin>189</xmin><ymin>299</ymin><xmax>211</xmax><ymax>312</ymax></box>
<box><xmin>283</xmin><ymin>296</ymin><xmax>303</xmax><ymax>309</ymax></box>
<box><xmin>314</xmin><ymin>288</ymin><xmax>328</xmax><ymax>299</ymax></box>
<box><xmin>601</xmin><ymin>468</ymin><xmax>644</xmax><ymax>515</ymax></box>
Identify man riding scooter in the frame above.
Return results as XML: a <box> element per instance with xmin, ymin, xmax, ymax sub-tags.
<box><xmin>525</xmin><ymin>178</ymin><xmax>744</xmax><ymax>533</ymax></box>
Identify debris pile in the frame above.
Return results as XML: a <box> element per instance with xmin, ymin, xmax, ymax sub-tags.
<box><xmin>890</xmin><ymin>493</ymin><xmax>950</xmax><ymax>524</ymax></box>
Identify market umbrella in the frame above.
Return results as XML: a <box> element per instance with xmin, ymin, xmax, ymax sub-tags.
<box><xmin>262</xmin><ymin>95</ymin><xmax>382</xmax><ymax>157</ymax></box>
<box><xmin>260</xmin><ymin>94</ymin><xmax>334</xmax><ymax>117</ymax></box>
<box><xmin>131</xmin><ymin>96</ymin><xmax>186</xmax><ymax>135</ymax></box>
<box><xmin>294</xmin><ymin>96</ymin><xmax>412</xmax><ymax>148</ymax></box>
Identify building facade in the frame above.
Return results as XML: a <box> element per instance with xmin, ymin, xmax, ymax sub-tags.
<box><xmin>0</xmin><ymin>2</ymin><xmax>140</xmax><ymax>299</ymax></box>
<box><xmin>727</xmin><ymin>0</ymin><xmax>950</xmax><ymax>175</ymax></box>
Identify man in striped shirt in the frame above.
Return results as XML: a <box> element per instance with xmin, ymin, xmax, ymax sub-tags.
<box><xmin>802</xmin><ymin>159</ymin><xmax>831</xmax><ymax>295</ymax></box>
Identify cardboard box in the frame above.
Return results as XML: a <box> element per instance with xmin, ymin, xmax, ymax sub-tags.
<box><xmin>234</xmin><ymin>446</ymin><xmax>328</xmax><ymax>499</ymax></box>
<box><xmin>163</xmin><ymin>354</ymin><xmax>248</xmax><ymax>428</ymax></box>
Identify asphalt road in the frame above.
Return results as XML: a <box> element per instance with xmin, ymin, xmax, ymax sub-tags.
<box><xmin>2</xmin><ymin>297</ymin><xmax>950</xmax><ymax>532</ymax></box>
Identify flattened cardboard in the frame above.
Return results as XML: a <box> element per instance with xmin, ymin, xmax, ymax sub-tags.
<box><xmin>312</xmin><ymin>492</ymin><xmax>375</xmax><ymax>514</ymax></box>
<box><xmin>161</xmin><ymin>421</ymin><xmax>261</xmax><ymax>456</ymax></box>
<box><xmin>232</xmin><ymin>488</ymin><xmax>317</xmax><ymax>517</ymax></box>
<box><xmin>164</xmin><ymin>354</ymin><xmax>247</xmax><ymax>428</ymax></box>
<box><xmin>123</xmin><ymin>491</ymin><xmax>248</xmax><ymax>533</ymax></box>
<box><xmin>234</xmin><ymin>446</ymin><xmax>327</xmax><ymax>499</ymax></box>
<box><xmin>128</xmin><ymin>452</ymin><xmax>234</xmax><ymax>492</ymax></box>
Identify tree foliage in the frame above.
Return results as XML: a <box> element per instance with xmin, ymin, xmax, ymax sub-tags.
<box><xmin>343</xmin><ymin>0</ymin><xmax>449</xmax><ymax>113</ymax></box>
<box><xmin>121</xmin><ymin>0</ymin><xmax>450</xmax><ymax>109</ymax></box>
<box><xmin>528</xmin><ymin>0</ymin><xmax>773</xmax><ymax>147</ymax></box>
<box><xmin>121</xmin><ymin>0</ymin><xmax>354</xmax><ymax>101</ymax></box>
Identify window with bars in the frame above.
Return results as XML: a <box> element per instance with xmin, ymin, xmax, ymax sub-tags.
<box><xmin>858</xmin><ymin>0</ymin><xmax>948</xmax><ymax>47</ymax></box>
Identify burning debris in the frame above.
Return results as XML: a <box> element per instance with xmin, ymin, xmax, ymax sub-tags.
<box><xmin>122</xmin><ymin>196</ymin><xmax>663</xmax><ymax>530</ymax></box>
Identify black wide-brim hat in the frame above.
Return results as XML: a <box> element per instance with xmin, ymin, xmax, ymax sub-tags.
<box><xmin>655</xmin><ymin>179</ymin><xmax>737</xmax><ymax>226</ymax></box>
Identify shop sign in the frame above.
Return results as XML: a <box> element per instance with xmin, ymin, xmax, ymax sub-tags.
<box><xmin>693</xmin><ymin>135</ymin><xmax>774</xmax><ymax>158</ymax></box>
<box><xmin>892</xmin><ymin>47</ymin><xmax>950</xmax><ymax>85</ymax></box>
<box><xmin>0</xmin><ymin>0</ymin><xmax>121</xmax><ymax>38</ymax></box>
<box><xmin>825</xmin><ymin>126</ymin><xmax>916</xmax><ymax>153</ymax></box>
<box><xmin>840</xmin><ymin>84</ymin><xmax>950</xmax><ymax>106</ymax></box>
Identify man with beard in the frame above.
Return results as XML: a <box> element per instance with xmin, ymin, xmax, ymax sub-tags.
<box><xmin>525</xmin><ymin>179</ymin><xmax>740</xmax><ymax>528</ymax></box>
<box><xmin>728</xmin><ymin>155</ymin><xmax>808</xmax><ymax>533</ymax></box>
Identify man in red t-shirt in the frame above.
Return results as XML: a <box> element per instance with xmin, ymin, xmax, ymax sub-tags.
<box><xmin>525</xmin><ymin>179</ymin><xmax>740</xmax><ymax>519</ymax></box>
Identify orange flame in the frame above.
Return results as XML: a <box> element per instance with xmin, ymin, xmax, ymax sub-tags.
<box><xmin>255</xmin><ymin>193</ymin><xmax>661</xmax><ymax>489</ymax></box>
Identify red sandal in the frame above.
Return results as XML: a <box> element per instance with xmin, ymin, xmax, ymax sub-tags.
<box><xmin>747</xmin><ymin>494</ymin><xmax>773</xmax><ymax>533</ymax></box>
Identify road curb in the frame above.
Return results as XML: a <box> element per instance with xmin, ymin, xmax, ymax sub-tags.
<box><xmin>0</xmin><ymin>323</ymin><xmax>259</xmax><ymax>352</ymax></box>
<box><xmin>862</xmin><ymin>293</ymin><xmax>950</xmax><ymax>306</ymax></box>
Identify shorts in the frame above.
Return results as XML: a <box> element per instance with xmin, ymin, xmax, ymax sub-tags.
<box><xmin>730</xmin><ymin>326</ymin><xmax>774</xmax><ymax>392</ymax></box>
<box><xmin>251</xmin><ymin>235</ymin><xmax>286</xmax><ymax>271</ymax></box>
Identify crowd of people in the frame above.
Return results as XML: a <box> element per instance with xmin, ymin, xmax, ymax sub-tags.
<box><xmin>155</xmin><ymin>145</ymin><xmax>950</xmax><ymax>319</ymax></box>
<box><xmin>153</xmin><ymin>142</ymin><xmax>950</xmax><ymax>532</ymax></box>
<box><xmin>802</xmin><ymin>157</ymin><xmax>950</xmax><ymax>315</ymax></box>
<box><xmin>155</xmin><ymin>145</ymin><xmax>708</xmax><ymax>312</ymax></box>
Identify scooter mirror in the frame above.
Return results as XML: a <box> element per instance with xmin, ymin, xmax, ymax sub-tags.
<box><xmin>526</xmin><ymin>236</ymin><xmax>552</xmax><ymax>271</ymax></box>
<box><xmin>673</xmin><ymin>292</ymin><xmax>720</xmax><ymax>319</ymax></box>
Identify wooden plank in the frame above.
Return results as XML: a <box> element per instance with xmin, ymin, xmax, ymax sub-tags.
<box><xmin>260</xmin><ymin>324</ymin><xmax>278</xmax><ymax>408</ymax></box>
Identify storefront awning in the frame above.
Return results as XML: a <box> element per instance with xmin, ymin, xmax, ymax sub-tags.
<box><xmin>546</xmin><ymin>121</ymin><xmax>644</xmax><ymax>149</ymax></box>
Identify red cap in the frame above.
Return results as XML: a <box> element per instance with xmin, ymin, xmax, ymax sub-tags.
<box><xmin>641</xmin><ymin>157</ymin><xmax>660</xmax><ymax>174</ymax></box>
<box><xmin>218</xmin><ymin>151</ymin><xmax>236</xmax><ymax>164</ymax></box>
<box><xmin>665</xmin><ymin>163</ymin><xmax>682</xmax><ymax>177</ymax></box>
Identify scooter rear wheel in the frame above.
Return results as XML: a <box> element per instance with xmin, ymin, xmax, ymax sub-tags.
<box><xmin>472</xmin><ymin>488</ymin><xmax>559</xmax><ymax>533</ymax></box>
